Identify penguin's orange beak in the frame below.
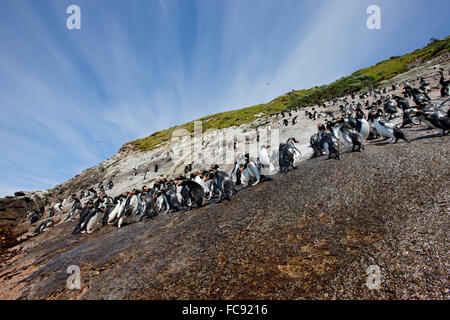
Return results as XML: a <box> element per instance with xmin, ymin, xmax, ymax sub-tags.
<box><xmin>204</xmin><ymin>177</ymin><xmax>209</xmax><ymax>182</ymax></box>
<box><xmin>295</xmin><ymin>140</ymin><xmax>299</xmax><ymax>143</ymax></box>
<box><xmin>152</xmin><ymin>195</ymin><xmax>157</xmax><ymax>200</ymax></box>
<box><xmin>240</xmin><ymin>167</ymin><xmax>244</xmax><ymax>172</ymax></box>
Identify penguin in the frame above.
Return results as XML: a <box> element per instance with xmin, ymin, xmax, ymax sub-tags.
<box><xmin>79</xmin><ymin>196</ymin><xmax>105</xmax><ymax>233</ymax></box>
<box><xmin>28</xmin><ymin>209</ymin><xmax>42</xmax><ymax>224</ymax></box>
<box><xmin>64</xmin><ymin>198</ymin><xmax>82</xmax><ymax>222</ymax></box>
<box><xmin>204</xmin><ymin>169</ymin><xmax>234</xmax><ymax>203</ymax></box>
<box><xmin>310</xmin><ymin>131</ymin><xmax>323</xmax><ymax>158</ymax></box>
<box><xmin>152</xmin><ymin>190</ymin><xmax>168</xmax><ymax>215</ymax></box>
<box><xmin>86</xmin><ymin>196</ymin><xmax>108</xmax><ymax>233</ymax></box>
<box><xmin>161</xmin><ymin>187</ymin><xmax>183</xmax><ymax>213</ymax></box>
<box><xmin>408</xmin><ymin>87</ymin><xmax>431</xmax><ymax>108</ymax></box>
<box><xmin>230</xmin><ymin>162</ymin><xmax>243</xmax><ymax>189</ymax></box>
<box><xmin>87</xmin><ymin>188</ymin><xmax>97</xmax><ymax>200</ymax></box>
<box><xmin>258</xmin><ymin>145</ymin><xmax>275</xmax><ymax>173</ymax></box>
<box><xmin>400</xmin><ymin>107</ymin><xmax>420</xmax><ymax>128</ymax></box>
<box><xmin>239</xmin><ymin>154</ymin><xmax>261</xmax><ymax>187</ymax></box>
<box><xmin>335</xmin><ymin>119</ymin><xmax>353</xmax><ymax>148</ymax></box>
<box><xmin>355</xmin><ymin>112</ymin><xmax>370</xmax><ymax>140</ymax></box>
<box><xmin>101</xmin><ymin>198</ymin><xmax>117</xmax><ymax>226</ymax></box>
<box><xmin>52</xmin><ymin>201</ymin><xmax>63</xmax><ymax>216</ymax></box>
<box><xmin>279</xmin><ymin>138</ymin><xmax>301</xmax><ymax>173</ymax></box>
<box><xmin>321</xmin><ymin>130</ymin><xmax>340</xmax><ymax>160</ymax></box>
<box><xmin>178</xmin><ymin>179</ymin><xmax>204</xmax><ymax>210</ymax></box>
<box><xmin>336</xmin><ymin>119</ymin><xmax>364</xmax><ymax>152</ymax></box>
<box><xmin>118</xmin><ymin>191</ymin><xmax>139</xmax><ymax>228</ymax></box>
<box><xmin>413</xmin><ymin>110</ymin><xmax>450</xmax><ymax>136</ymax></box>
<box><xmin>372</xmin><ymin>111</ymin><xmax>409</xmax><ymax>143</ymax></box>
<box><xmin>72</xmin><ymin>202</ymin><xmax>94</xmax><ymax>234</ymax></box>
<box><xmin>439</xmin><ymin>73</ymin><xmax>450</xmax><ymax>97</ymax></box>
<box><xmin>106</xmin><ymin>196</ymin><xmax>124</xmax><ymax>225</ymax></box>
<box><xmin>383</xmin><ymin>100</ymin><xmax>398</xmax><ymax>120</ymax></box>
<box><xmin>34</xmin><ymin>219</ymin><xmax>53</xmax><ymax>235</ymax></box>
<box><xmin>86</xmin><ymin>208</ymin><xmax>103</xmax><ymax>234</ymax></box>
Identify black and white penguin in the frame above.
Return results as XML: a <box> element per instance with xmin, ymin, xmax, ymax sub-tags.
<box><xmin>34</xmin><ymin>219</ymin><xmax>54</xmax><ymax>235</ymax></box>
<box><xmin>238</xmin><ymin>153</ymin><xmax>262</xmax><ymax>187</ymax></box>
<box><xmin>72</xmin><ymin>202</ymin><xmax>94</xmax><ymax>234</ymax></box>
<box><xmin>204</xmin><ymin>168</ymin><xmax>234</xmax><ymax>203</ymax></box>
<box><xmin>64</xmin><ymin>198</ymin><xmax>82</xmax><ymax>222</ymax></box>
<box><xmin>86</xmin><ymin>196</ymin><xmax>108</xmax><ymax>233</ymax></box>
<box><xmin>161</xmin><ymin>187</ymin><xmax>184</xmax><ymax>213</ymax></box>
<box><xmin>321</xmin><ymin>129</ymin><xmax>340</xmax><ymax>160</ymax></box>
<box><xmin>383</xmin><ymin>100</ymin><xmax>398</xmax><ymax>120</ymax></box>
<box><xmin>355</xmin><ymin>111</ymin><xmax>370</xmax><ymax>140</ymax></box>
<box><xmin>178</xmin><ymin>179</ymin><xmax>204</xmax><ymax>210</ymax></box>
<box><xmin>336</xmin><ymin>118</ymin><xmax>364</xmax><ymax>152</ymax></box>
<box><xmin>310</xmin><ymin>130</ymin><xmax>323</xmax><ymax>158</ymax></box>
<box><xmin>106</xmin><ymin>195</ymin><xmax>125</xmax><ymax>225</ymax></box>
<box><xmin>372</xmin><ymin>111</ymin><xmax>409</xmax><ymax>143</ymax></box>
<box><xmin>118</xmin><ymin>191</ymin><xmax>140</xmax><ymax>228</ymax></box>
<box><xmin>28</xmin><ymin>209</ymin><xmax>42</xmax><ymax>224</ymax></box>
<box><xmin>279</xmin><ymin>138</ymin><xmax>301</xmax><ymax>173</ymax></box>
<box><xmin>413</xmin><ymin>110</ymin><xmax>450</xmax><ymax>136</ymax></box>
<box><xmin>439</xmin><ymin>72</ymin><xmax>450</xmax><ymax>97</ymax></box>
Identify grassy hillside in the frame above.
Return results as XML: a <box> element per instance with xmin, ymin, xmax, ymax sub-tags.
<box><xmin>124</xmin><ymin>36</ymin><xmax>450</xmax><ymax>152</ymax></box>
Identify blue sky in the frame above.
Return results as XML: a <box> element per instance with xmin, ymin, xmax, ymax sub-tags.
<box><xmin>0</xmin><ymin>0</ymin><xmax>449</xmax><ymax>197</ymax></box>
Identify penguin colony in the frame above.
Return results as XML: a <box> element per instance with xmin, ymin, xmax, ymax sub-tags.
<box><xmin>26</xmin><ymin>68</ymin><xmax>450</xmax><ymax>236</ymax></box>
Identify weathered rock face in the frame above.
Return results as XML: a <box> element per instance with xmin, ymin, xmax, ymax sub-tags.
<box><xmin>0</xmin><ymin>192</ymin><xmax>47</xmax><ymax>228</ymax></box>
<box><xmin>0</xmin><ymin>126</ymin><xmax>448</xmax><ymax>300</ymax></box>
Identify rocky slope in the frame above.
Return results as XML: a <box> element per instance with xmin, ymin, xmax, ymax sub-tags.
<box><xmin>0</xmin><ymin>123</ymin><xmax>448</xmax><ymax>299</ymax></box>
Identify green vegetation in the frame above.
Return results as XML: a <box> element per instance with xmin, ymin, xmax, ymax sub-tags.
<box><xmin>125</xmin><ymin>36</ymin><xmax>449</xmax><ymax>152</ymax></box>
<box><xmin>353</xmin><ymin>36</ymin><xmax>450</xmax><ymax>82</ymax></box>
<box><xmin>288</xmin><ymin>74</ymin><xmax>376</xmax><ymax>109</ymax></box>
<box><xmin>125</xmin><ymin>89</ymin><xmax>312</xmax><ymax>152</ymax></box>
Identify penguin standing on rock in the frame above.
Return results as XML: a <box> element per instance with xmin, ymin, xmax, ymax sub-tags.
<box><xmin>439</xmin><ymin>72</ymin><xmax>450</xmax><ymax>97</ymax></box>
<box><xmin>279</xmin><ymin>138</ymin><xmax>301</xmax><ymax>173</ymax></box>
<box><xmin>336</xmin><ymin>118</ymin><xmax>364</xmax><ymax>152</ymax></box>
<box><xmin>413</xmin><ymin>110</ymin><xmax>450</xmax><ymax>136</ymax></box>
<box><xmin>355</xmin><ymin>111</ymin><xmax>370</xmax><ymax>140</ymax></box>
<box><xmin>177</xmin><ymin>178</ymin><xmax>204</xmax><ymax>210</ymax></box>
<box><xmin>372</xmin><ymin>110</ymin><xmax>409</xmax><ymax>143</ymax></box>
<box><xmin>72</xmin><ymin>202</ymin><xmax>94</xmax><ymax>234</ymax></box>
<box><xmin>65</xmin><ymin>198</ymin><xmax>82</xmax><ymax>222</ymax></box>
<box><xmin>204</xmin><ymin>167</ymin><xmax>234</xmax><ymax>203</ymax></box>
<box><xmin>34</xmin><ymin>219</ymin><xmax>53</xmax><ymax>235</ymax></box>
